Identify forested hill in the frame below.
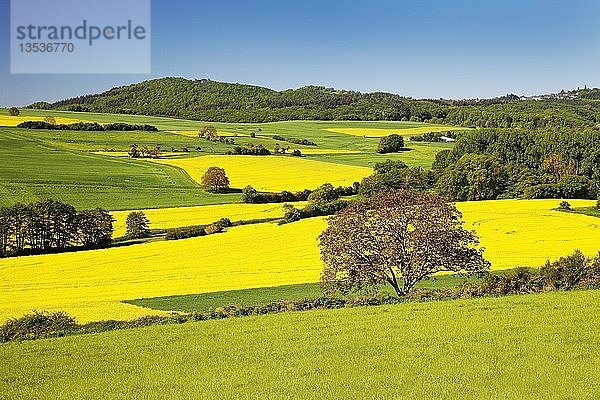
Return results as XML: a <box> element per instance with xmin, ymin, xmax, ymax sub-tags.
<box><xmin>28</xmin><ymin>77</ymin><xmax>600</xmax><ymax>127</ymax></box>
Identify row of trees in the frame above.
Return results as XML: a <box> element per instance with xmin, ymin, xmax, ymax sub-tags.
<box><xmin>0</xmin><ymin>200</ymin><xmax>113</xmax><ymax>257</ymax></box>
<box><xmin>37</xmin><ymin>77</ymin><xmax>600</xmax><ymax>128</ymax></box>
<box><xmin>17</xmin><ymin>121</ymin><xmax>158</xmax><ymax>131</ymax></box>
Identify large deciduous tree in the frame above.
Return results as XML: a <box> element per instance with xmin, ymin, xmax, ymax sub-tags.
<box><xmin>377</xmin><ymin>134</ymin><xmax>404</xmax><ymax>154</ymax></box>
<box><xmin>201</xmin><ymin>166</ymin><xmax>230</xmax><ymax>193</ymax></box>
<box><xmin>319</xmin><ymin>190</ymin><xmax>490</xmax><ymax>296</ymax></box>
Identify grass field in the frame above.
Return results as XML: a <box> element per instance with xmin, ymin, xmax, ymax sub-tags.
<box><xmin>0</xmin><ymin>218</ymin><xmax>327</xmax><ymax>323</ymax></box>
<box><xmin>0</xmin><ymin>111</ymin><xmax>456</xmax><ymax>208</ymax></box>
<box><xmin>0</xmin><ymin>128</ymin><xmax>240</xmax><ymax>209</ymax></box>
<box><xmin>126</xmin><ymin>274</ymin><xmax>480</xmax><ymax>313</ymax></box>
<box><xmin>111</xmin><ymin>202</ymin><xmax>305</xmax><ymax>237</ymax></box>
<box><xmin>7</xmin><ymin>109</ymin><xmax>454</xmax><ymax>167</ymax></box>
<box><xmin>324</xmin><ymin>125</ymin><xmax>468</xmax><ymax>137</ymax></box>
<box><xmin>150</xmin><ymin>155</ymin><xmax>373</xmax><ymax>192</ymax></box>
<box><xmin>1</xmin><ymin>199</ymin><xmax>598</xmax><ymax>323</ymax></box>
<box><xmin>1</xmin><ymin>289</ymin><xmax>599</xmax><ymax>399</ymax></box>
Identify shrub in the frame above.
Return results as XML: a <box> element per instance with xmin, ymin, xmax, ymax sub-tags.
<box><xmin>165</xmin><ymin>225</ymin><xmax>206</xmax><ymax>240</ymax></box>
<box><xmin>8</xmin><ymin>107</ymin><xmax>19</xmax><ymax>116</ymax></box>
<box><xmin>204</xmin><ymin>223</ymin><xmax>223</xmax><ymax>235</ymax></box>
<box><xmin>558</xmin><ymin>201</ymin><xmax>571</xmax><ymax>211</ymax></box>
<box><xmin>0</xmin><ymin>311</ymin><xmax>77</xmax><ymax>342</ymax></box>
<box><xmin>540</xmin><ymin>250</ymin><xmax>589</xmax><ymax>289</ymax></box>
<box><xmin>377</xmin><ymin>134</ymin><xmax>404</xmax><ymax>153</ymax></box>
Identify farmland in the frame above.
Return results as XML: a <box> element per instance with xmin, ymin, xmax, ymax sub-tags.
<box><xmin>324</xmin><ymin>125</ymin><xmax>468</xmax><ymax>137</ymax></box>
<box><xmin>0</xmin><ymin>110</ymin><xmax>455</xmax><ymax>209</ymax></box>
<box><xmin>150</xmin><ymin>155</ymin><xmax>372</xmax><ymax>192</ymax></box>
<box><xmin>1</xmin><ymin>290</ymin><xmax>599</xmax><ymax>399</ymax></box>
<box><xmin>111</xmin><ymin>202</ymin><xmax>304</xmax><ymax>237</ymax></box>
<box><xmin>457</xmin><ymin>199</ymin><xmax>600</xmax><ymax>269</ymax></box>
<box><xmin>1</xmin><ymin>199</ymin><xmax>598</xmax><ymax>323</ymax></box>
<box><xmin>0</xmin><ymin>218</ymin><xmax>327</xmax><ymax>323</ymax></box>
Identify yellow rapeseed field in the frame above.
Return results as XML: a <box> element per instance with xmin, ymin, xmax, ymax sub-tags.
<box><xmin>91</xmin><ymin>151</ymin><xmax>181</xmax><ymax>158</ymax></box>
<box><xmin>111</xmin><ymin>202</ymin><xmax>306</xmax><ymax>237</ymax></box>
<box><xmin>166</xmin><ymin>130</ymin><xmax>246</xmax><ymax>138</ymax></box>
<box><xmin>1</xmin><ymin>199</ymin><xmax>598</xmax><ymax>323</ymax></box>
<box><xmin>150</xmin><ymin>155</ymin><xmax>372</xmax><ymax>192</ymax></box>
<box><xmin>457</xmin><ymin>199</ymin><xmax>600</xmax><ymax>270</ymax></box>
<box><xmin>0</xmin><ymin>116</ymin><xmax>85</xmax><ymax>126</ymax></box>
<box><xmin>0</xmin><ymin>218</ymin><xmax>327</xmax><ymax>323</ymax></box>
<box><xmin>324</xmin><ymin>126</ymin><xmax>467</xmax><ymax>137</ymax></box>
<box><xmin>294</xmin><ymin>148</ymin><xmax>361</xmax><ymax>155</ymax></box>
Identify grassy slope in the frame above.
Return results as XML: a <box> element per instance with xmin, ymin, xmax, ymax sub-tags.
<box><xmin>10</xmin><ymin>109</ymin><xmax>453</xmax><ymax>167</ymax></box>
<box><xmin>1</xmin><ymin>290</ymin><xmax>599</xmax><ymax>400</ymax></box>
<box><xmin>125</xmin><ymin>274</ymin><xmax>479</xmax><ymax>313</ymax></box>
<box><xmin>0</xmin><ymin>111</ymin><xmax>453</xmax><ymax>208</ymax></box>
<box><xmin>0</xmin><ymin>128</ymin><xmax>240</xmax><ymax>209</ymax></box>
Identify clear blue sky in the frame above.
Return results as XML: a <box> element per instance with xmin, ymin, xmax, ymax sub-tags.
<box><xmin>1</xmin><ymin>0</ymin><xmax>600</xmax><ymax>106</ymax></box>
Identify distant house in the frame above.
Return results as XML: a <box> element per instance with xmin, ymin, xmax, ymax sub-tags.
<box><xmin>439</xmin><ymin>136</ymin><xmax>455</xmax><ymax>143</ymax></box>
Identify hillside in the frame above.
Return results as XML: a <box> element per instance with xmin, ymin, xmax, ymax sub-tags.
<box><xmin>1</xmin><ymin>290</ymin><xmax>599</xmax><ymax>399</ymax></box>
<box><xmin>28</xmin><ymin>77</ymin><xmax>600</xmax><ymax>127</ymax></box>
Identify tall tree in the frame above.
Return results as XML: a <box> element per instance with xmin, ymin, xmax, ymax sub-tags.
<box><xmin>125</xmin><ymin>211</ymin><xmax>151</xmax><ymax>239</ymax></box>
<box><xmin>77</xmin><ymin>209</ymin><xmax>114</xmax><ymax>247</ymax></box>
<box><xmin>201</xmin><ymin>167</ymin><xmax>230</xmax><ymax>193</ymax></box>
<box><xmin>319</xmin><ymin>190</ymin><xmax>489</xmax><ymax>296</ymax></box>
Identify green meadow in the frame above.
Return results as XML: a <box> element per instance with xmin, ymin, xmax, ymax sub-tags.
<box><xmin>1</xmin><ymin>290</ymin><xmax>598</xmax><ymax>400</ymax></box>
<box><xmin>0</xmin><ymin>110</ymin><xmax>455</xmax><ymax>209</ymax></box>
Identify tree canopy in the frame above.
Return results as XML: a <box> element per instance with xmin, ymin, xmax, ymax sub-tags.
<box><xmin>201</xmin><ymin>167</ymin><xmax>230</xmax><ymax>193</ymax></box>
<box><xmin>319</xmin><ymin>190</ymin><xmax>490</xmax><ymax>296</ymax></box>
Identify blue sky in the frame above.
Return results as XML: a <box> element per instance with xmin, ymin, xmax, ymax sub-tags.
<box><xmin>1</xmin><ymin>0</ymin><xmax>599</xmax><ymax>106</ymax></box>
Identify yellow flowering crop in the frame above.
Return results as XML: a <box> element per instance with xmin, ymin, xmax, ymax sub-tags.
<box><xmin>0</xmin><ymin>218</ymin><xmax>327</xmax><ymax>323</ymax></box>
<box><xmin>150</xmin><ymin>155</ymin><xmax>372</xmax><ymax>192</ymax></box>
<box><xmin>0</xmin><ymin>116</ymin><xmax>85</xmax><ymax>126</ymax></box>
<box><xmin>1</xmin><ymin>199</ymin><xmax>598</xmax><ymax>323</ymax></box>
<box><xmin>324</xmin><ymin>126</ymin><xmax>468</xmax><ymax>137</ymax></box>
<box><xmin>111</xmin><ymin>202</ymin><xmax>306</xmax><ymax>238</ymax></box>
<box><xmin>457</xmin><ymin>199</ymin><xmax>600</xmax><ymax>270</ymax></box>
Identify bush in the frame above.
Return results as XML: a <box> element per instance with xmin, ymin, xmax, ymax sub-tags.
<box><xmin>241</xmin><ymin>185</ymin><xmax>312</xmax><ymax>204</ymax></box>
<box><xmin>204</xmin><ymin>223</ymin><xmax>223</xmax><ymax>235</ymax></box>
<box><xmin>0</xmin><ymin>311</ymin><xmax>77</xmax><ymax>342</ymax></box>
<box><xmin>164</xmin><ymin>218</ymin><xmax>231</xmax><ymax>240</ymax></box>
<box><xmin>228</xmin><ymin>144</ymin><xmax>271</xmax><ymax>156</ymax></box>
<box><xmin>377</xmin><ymin>134</ymin><xmax>404</xmax><ymax>153</ymax></box>
<box><xmin>539</xmin><ymin>250</ymin><xmax>589</xmax><ymax>289</ymax></box>
<box><xmin>8</xmin><ymin>107</ymin><xmax>19</xmax><ymax>116</ymax></box>
<box><xmin>558</xmin><ymin>201</ymin><xmax>571</xmax><ymax>210</ymax></box>
<box><xmin>165</xmin><ymin>225</ymin><xmax>206</xmax><ymax>240</ymax></box>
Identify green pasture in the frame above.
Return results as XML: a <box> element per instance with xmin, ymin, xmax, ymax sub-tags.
<box><xmin>1</xmin><ymin>290</ymin><xmax>598</xmax><ymax>399</ymax></box>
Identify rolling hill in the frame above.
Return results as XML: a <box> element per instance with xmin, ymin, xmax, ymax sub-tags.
<box><xmin>27</xmin><ymin>77</ymin><xmax>600</xmax><ymax>127</ymax></box>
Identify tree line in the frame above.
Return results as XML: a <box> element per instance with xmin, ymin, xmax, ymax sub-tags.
<box><xmin>0</xmin><ymin>200</ymin><xmax>113</xmax><ymax>257</ymax></box>
<box><xmin>17</xmin><ymin>121</ymin><xmax>158</xmax><ymax>131</ymax></box>
<box><xmin>30</xmin><ymin>77</ymin><xmax>600</xmax><ymax>128</ymax></box>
